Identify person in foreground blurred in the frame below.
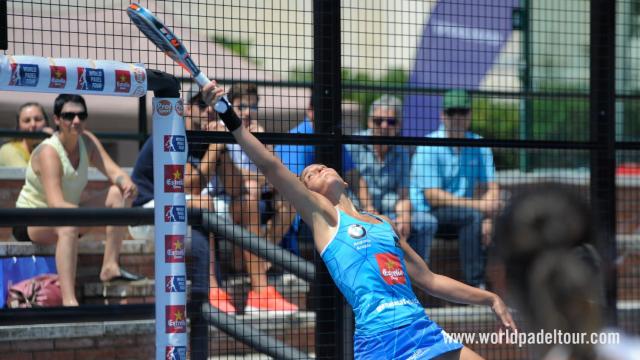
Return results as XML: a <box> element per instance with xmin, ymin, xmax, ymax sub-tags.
<box><xmin>14</xmin><ymin>94</ymin><xmax>142</xmax><ymax>306</ymax></box>
<box><xmin>203</xmin><ymin>82</ymin><xmax>516</xmax><ymax>359</ymax></box>
<box><xmin>0</xmin><ymin>102</ymin><xmax>53</xmax><ymax>167</ymax></box>
<box><xmin>494</xmin><ymin>185</ymin><xmax>640</xmax><ymax>360</ymax></box>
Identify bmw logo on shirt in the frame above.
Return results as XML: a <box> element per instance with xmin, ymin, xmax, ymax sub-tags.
<box><xmin>348</xmin><ymin>224</ymin><xmax>366</xmax><ymax>239</ymax></box>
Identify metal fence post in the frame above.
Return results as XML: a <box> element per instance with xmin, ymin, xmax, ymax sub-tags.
<box><xmin>589</xmin><ymin>0</ymin><xmax>617</xmax><ymax>327</ymax></box>
<box><xmin>312</xmin><ymin>0</ymin><xmax>352</xmax><ymax>358</ymax></box>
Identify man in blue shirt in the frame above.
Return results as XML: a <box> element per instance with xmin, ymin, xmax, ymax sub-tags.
<box><xmin>345</xmin><ymin>95</ymin><xmax>434</xmax><ymax>249</ymax></box>
<box><xmin>274</xmin><ymin>103</ymin><xmax>359</xmax><ymax>251</ymax></box>
<box><xmin>410</xmin><ymin>89</ymin><xmax>501</xmax><ymax>287</ymax></box>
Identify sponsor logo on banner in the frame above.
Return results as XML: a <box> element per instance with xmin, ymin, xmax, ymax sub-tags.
<box><xmin>165</xmin><ymin>346</ymin><xmax>187</xmax><ymax>360</ymax></box>
<box><xmin>133</xmin><ymin>86</ymin><xmax>145</xmax><ymax>97</ymax></box>
<box><xmin>134</xmin><ymin>67</ymin><xmax>146</xmax><ymax>83</ymax></box>
<box><xmin>164</xmin><ymin>205</ymin><xmax>186</xmax><ymax>223</ymax></box>
<box><xmin>76</xmin><ymin>67</ymin><xmax>105</xmax><ymax>91</ymax></box>
<box><xmin>165</xmin><ymin>275</ymin><xmax>186</xmax><ymax>292</ymax></box>
<box><xmin>156</xmin><ymin>100</ymin><xmax>173</xmax><ymax>116</ymax></box>
<box><xmin>114</xmin><ymin>69</ymin><xmax>131</xmax><ymax>93</ymax></box>
<box><xmin>49</xmin><ymin>66</ymin><xmax>66</xmax><ymax>88</ymax></box>
<box><xmin>164</xmin><ymin>165</ymin><xmax>184</xmax><ymax>193</ymax></box>
<box><xmin>164</xmin><ymin>135</ymin><xmax>186</xmax><ymax>152</ymax></box>
<box><xmin>165</xmin><ymin>235</ymin><xmax>185</xmax><ymax>263</ymax></box>
<box><xmin>9</xmin><ymin>63</ymin><xmax>39</xmax><ymax>87</ymax></box>
<box><xmin>166</xmin><ymin>305</ymin><xmax>187</xmax><ymax>333</ymax></box>
<box><xmin>375</xmin><ymin>253</ymin><xmax>406</xmax><ymax>285</ymax></box>
<box><xmin>175</xmin><ymin>100</ymin><xmax>184</xmax><ymax>116</ymax></box>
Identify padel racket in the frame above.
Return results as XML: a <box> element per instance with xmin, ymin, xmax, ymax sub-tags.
<box><xmin>127</xmin><ymin>2</ymin><xmax>234</xmax><ymax>115</ymax></box>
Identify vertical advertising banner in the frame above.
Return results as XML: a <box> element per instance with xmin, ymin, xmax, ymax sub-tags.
<box><xmin>152</xmin><ymin>97</ymin><xmax>188</xmax><ymax>359</ymax></box>
<box><xmin>402</xmin><ymin>0</ymin><xmax>517</xmax><ymax>137</ymax></box>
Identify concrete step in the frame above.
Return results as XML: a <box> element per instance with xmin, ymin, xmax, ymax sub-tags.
<box><xmin>206</xmin><ymin>310</ymin><xmax>316</xmax><ymax>357</ymax></box>
<box><xmin>0</xmin><ymin>238</ymin><xmax>152</xmax><ymax>257</ymax></box>
<box><xmin>0</xmin><ymin>319</ymin><xmax>155</xmax><ymax>359</ymax></box>
<box><xmin>82</xmin><ymin>278</ymin><xmax>158</xmax><ymax>305</ymax></box>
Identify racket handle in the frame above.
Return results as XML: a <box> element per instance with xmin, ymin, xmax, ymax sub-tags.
<box><xmin>194</xmin><ymin>72</ymin><xmax>211</xmax><ymax>87</ymax></box>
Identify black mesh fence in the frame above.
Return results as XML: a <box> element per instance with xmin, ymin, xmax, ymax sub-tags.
<box><xmin>0</xmin><ymin>1</ymin><xmax>638</xmax><ymax>359</ymax></box>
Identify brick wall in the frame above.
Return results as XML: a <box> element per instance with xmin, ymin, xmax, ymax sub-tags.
<box><xmin>0</xmin><ymin>320</ymin><xmax>156</xmax><ymax>360</ymax></box>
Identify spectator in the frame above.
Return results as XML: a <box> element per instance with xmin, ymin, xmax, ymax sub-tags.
<box><xmin>13</xmin><ymin>94</ymin><xmax>142</xmax><ymax>306</ymax></box>
<box><xmin>345</xmin><ymin>95</ymin><xmax>415</xmax><ymax>243</ymax></box>
<box><xmin>494</xmin><ymin>185</ymin><xmax>640</xmax><ymax>360</ymax></box>
<box><xmin>274</xmin><ymin>101</ymin><xmax>362</xmax><ymax>253</ymax></box>
<box><xmin>0</xmin><ymin>102</ymin><xmax>53</xmax><ymax>167</ymax></box>
<box><xmin>220</xmin><ymin>82</ymin><xmax>298</xmax><ymax>314</ymax></box>
<box><xmin>410</xmin><ymin>89</ymin><xmax>500</xmax><ymax>288</ymax></box>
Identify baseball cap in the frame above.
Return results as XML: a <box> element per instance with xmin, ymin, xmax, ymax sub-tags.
<box><xmin>183</xmin><ymin>83</ymin><xmax>202</xmax><ymax>104</ymax></box>
<box><xmin>443</xmin><ymin>89</ymin><xmax>471</xmax><ymax>110</ymax></box>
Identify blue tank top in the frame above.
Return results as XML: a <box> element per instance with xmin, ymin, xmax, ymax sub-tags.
<box><xmin>321</xmin><ymin>209</ymin><xmax>427</xmax><ymax>335</ymax></box>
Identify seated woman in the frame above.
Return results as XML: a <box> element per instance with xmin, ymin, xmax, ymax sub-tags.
<box><xmin>202</xmin><ymin>82</ymin><xmax>516</xmax><ymax>359</ymax></box>
<box><xmin>0</xmin><ymin>102</ymin><xmax>53</xmax><ymax>167</ymax></box>
<box><xmin>13</xmin><ymin>94</ymin><xmax>142</xmax><ymax>306</ymax></box>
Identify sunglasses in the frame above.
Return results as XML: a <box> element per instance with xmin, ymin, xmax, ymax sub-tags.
<box><xmin>235</xmin><ymin>103</ymin><xmax>259</xmax><ymax>112</ymax></box>
<box><xmin>59</xmin><ymin>111</ymin><xmax>88</xmax><ymax>121</ymax></box>
<box><xmin>372</xmin><ymin>117</ymin><xmax>398</xmax><ymax>126</ymax></box>
<box><xmin>444</xmin><ymin>108</ymin><xmax>470</xmax><ymax>117</ymax></box>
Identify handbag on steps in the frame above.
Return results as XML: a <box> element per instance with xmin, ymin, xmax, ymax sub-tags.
<box><xmin>7</xmin><ymin>273</ymin><xmax>63</xmax><ymax>308</ymax></box>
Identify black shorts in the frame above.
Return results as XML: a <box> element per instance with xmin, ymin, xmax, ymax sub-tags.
<box><xmin>12</xmin><ymin>226</ymin><xmax>32</xmax><ymax>242</ymax></box>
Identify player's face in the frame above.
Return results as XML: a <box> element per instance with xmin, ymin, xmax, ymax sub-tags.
<box><xmin>18</xmin><ymin>106</ymin><xmax>47</xmax><ymax>132</ymax></box>
<box><xmin>368</xmin><ymin>107</ymin><xmax>400</xmax><ymax>137</ymax></box>
<box><xmin>55</xmin><ymin>102</ymin><xmax>86</xmax><ymax>136</ymax></box>
<box><xmin>301</xmin><ymin>164</ymin><xmax>346</xmax><ymax>195</ymax></box>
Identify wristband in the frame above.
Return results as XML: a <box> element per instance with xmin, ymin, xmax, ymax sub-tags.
<box><xmin>214</xmin><ymin>96</ymin><xmax>242</xmax><ymax>131</ymax></box>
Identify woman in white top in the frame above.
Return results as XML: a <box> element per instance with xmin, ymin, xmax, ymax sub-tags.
<box><xmin>15</xmin><ymin>94</ymin><xmax>141</xmax><ymax>306</ymax></box>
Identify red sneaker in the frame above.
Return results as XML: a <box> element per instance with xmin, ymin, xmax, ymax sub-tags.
<box><xmin>244</xmin><ymin>286</ymin><xmax>299</xmax><ymax>315</ymax></box>
<box><xmin>209</xmin><ymin>288</ymin><xmax>236</xmax><ymax>314</ymax></box>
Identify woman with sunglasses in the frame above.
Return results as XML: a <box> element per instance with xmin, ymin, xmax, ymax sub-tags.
<box><xmin>203</xmin><ymin>83</ymin><xmax>516</xmax><ymax>359</ymax></box>
<box><xmin>14</xmin><ymin>94</ymin><xmax>142</xmax><ymax>306</ymax></box>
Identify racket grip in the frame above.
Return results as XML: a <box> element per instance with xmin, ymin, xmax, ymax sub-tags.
<box><xmin>194</xmin><ymin>72</ymin><xmax>211</xmax><ymax>87</ymax></box>
<box><xmin>215</xmin><ymin>96</ymin><xmax>242</xmax><ymax>132</ymax></box>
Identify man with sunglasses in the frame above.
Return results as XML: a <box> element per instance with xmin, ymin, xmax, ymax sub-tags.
<box><xmin>410</xmin><ymin>89</ymin><xmax>501</xmax><ymax>289</ymax></box>
<box><xmin>345</xmin><ymin>95</ymin><xmax>424</xmax><ymax>247</ymax></box>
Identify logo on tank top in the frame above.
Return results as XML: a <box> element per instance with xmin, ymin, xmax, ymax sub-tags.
<box><xmin>347</xmin><ymin>224</ymin><xmax>366</xmax><ymax>239</ymax></box>
<box><xmin>375</xmin><ymin>253</ymin><xmax>406</xmax><ymax>285</ymax></box>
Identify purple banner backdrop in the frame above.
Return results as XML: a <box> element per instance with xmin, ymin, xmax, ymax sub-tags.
<box><xmin>403</xmin><ymin>0</ymin><xmax>517</xmax><ymax>137</ymax></box>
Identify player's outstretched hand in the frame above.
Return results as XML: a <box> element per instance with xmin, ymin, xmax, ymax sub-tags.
<box><xmin>491</xmin><ymin>295</ymin><xmax>518</xmax><ymax>333</ymax></box>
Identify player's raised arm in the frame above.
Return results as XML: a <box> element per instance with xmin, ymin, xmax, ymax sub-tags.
<box><xmin>201</xmin><ymin>83</ymin><xmax>334</xmax><ymax>230</ymax></box>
